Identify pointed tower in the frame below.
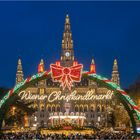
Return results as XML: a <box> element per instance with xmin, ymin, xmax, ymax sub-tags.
<box><xmin>90</xmin><ymin>58</ymin><xmax>96</xmax><ymax>73</ymax></box>
<box><xmin>38</xmin><ymin>59</ymin><xmax>45</xmax><ymax>73</ymax></box>
<box><xmin>111</xmin><ymin>59</ymin><xmax>120</xmax><ymax>85</ymax></box>
<box><xmin>60</xmin><ymin>14</ymin><xmax>74</xmax><ymax>67</ymax></box>
<box><xmin>38</xmin><ymin>59</ymin><xmax>46</xmax><ymax>88</ymax></box>
<box><xmin>16</xmin><ymin>59</ymin><xmax>24</xmax><ymax>84</ymax></box>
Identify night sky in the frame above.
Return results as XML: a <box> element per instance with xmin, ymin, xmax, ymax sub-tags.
<box><xmin>0</xmin><ymin>1</ymin><xmax>140</xmax><ymax>89</ymax></box>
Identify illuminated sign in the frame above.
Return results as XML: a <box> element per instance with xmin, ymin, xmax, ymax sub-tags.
<box><xmin>50</xmin><ymin>64</ymin><xmax>83</xmax><ymax>90</ymax></box>
<box><xmin>18</xmin><ymin>89</ymin><xmax>113</xmax><ymax>102</ymax></box>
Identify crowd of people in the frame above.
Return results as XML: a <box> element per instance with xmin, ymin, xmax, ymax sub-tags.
<box><xmin>0</xmin><ymin>131</ymin><xmax>139</xmax><ymax>140</ymax></box>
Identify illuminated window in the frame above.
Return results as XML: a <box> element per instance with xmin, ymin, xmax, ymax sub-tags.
<box><xmin>98</xmin><ymin>116</ymin><xmax>101</xmax><ymax>122</ymax></box>
<box><xmin>40</xmin><ymin>88</ymin><xmax>44</xmax><ymax>94</ymax></box>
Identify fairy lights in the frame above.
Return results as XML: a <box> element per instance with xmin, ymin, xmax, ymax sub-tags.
<box><xmin>0</xmin><ymin>68</ymin><xmax>139</xmax><ymax>122</ymax></box>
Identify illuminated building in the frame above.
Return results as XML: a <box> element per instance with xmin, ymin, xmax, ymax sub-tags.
<box><xmin>16</xmin><ymin>59</ymin><xmax>24</xmax><ymax>85</ymax></box>
<box><xmin>111</xmin><ymin>59</ymin><xmax>120</xmax><ymax>85</ymax></box>
<box><xmin>14</xmin><ymin>15</ymin><xmax>126</xmax><ymax>129</ymax></box>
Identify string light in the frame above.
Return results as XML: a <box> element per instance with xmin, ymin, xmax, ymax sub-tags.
<box><xmin>0</xmin><ymin>69</ymin><xmax>139</xmax><ymax>122</ymax></box>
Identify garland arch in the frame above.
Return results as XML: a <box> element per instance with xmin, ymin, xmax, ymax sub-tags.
<box><xmin>0</xmin><ymin>71</ymin><xmax>140</xmax><ymax>133</ymax></box>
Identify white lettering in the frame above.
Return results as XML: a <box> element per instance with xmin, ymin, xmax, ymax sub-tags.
<box><xmin>18</xmin><ymin>90</ymin><xmax>113</xmax><ymax>102</ymax></box>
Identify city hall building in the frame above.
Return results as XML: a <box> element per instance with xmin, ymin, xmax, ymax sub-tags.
<box><xmin>15</xmin><ymin>15</ymin><xmax>122</xmax><ymax>129</ymax></box>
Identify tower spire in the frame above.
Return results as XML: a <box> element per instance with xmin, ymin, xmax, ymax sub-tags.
<box><xmin>111</xmin><ymin>59</ymin><xmax>120</xmax><ymax>85</ymax></box>
<box><xmin>16</xmin><ymin>58</ymin><xmax>24</xmax><ymax>84</ymax></box>
<box><xmin>65</xmin><ymin>14</ymin><xmax>70</xmax><ymax>25</ymax></box>
<box><xmin>60</xmin><ymin>14</ymin><xmax>74</xmax><ymax>67</ymax></box>
<box><xmin>38</xmin><ymin>59</ymin><xmax>45</xmax><ymax>73</ymax></box>
<box><xmin>90</xmin><ymin>57</ymin><xmax>96</xmax><ymax>73</ymax></box>
<box><xmin>38</xmin><ymin>59</ymin><xmax>46</xmax><ymax>87</ymax></box>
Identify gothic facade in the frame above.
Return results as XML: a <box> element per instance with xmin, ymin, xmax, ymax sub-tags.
<box><xmin>15</xmin><ymin>15</ymin><xmax>122</xmax><ymax>128</ymax></box>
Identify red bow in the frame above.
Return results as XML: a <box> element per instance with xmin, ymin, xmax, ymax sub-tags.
<box><xmin>50</xmin><ymin>64</ymin><xmax>83</xmax><ymax>90</ymax></box>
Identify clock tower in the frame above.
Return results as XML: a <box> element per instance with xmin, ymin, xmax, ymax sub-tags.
<box><xmin>60</xmin><ymin>14</ymin><xmax>74</xmax><ymax>67</ymax></box>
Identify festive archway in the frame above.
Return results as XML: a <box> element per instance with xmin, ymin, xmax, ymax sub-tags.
<box><xmin>0</xmin><ymin>71</ymin><xmax>140</xmax><ymax>133</ymax></box>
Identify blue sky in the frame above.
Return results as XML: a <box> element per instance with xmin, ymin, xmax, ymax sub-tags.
<box><xmin>0</xmin><ymin>1</ymin><xmax>140</xmax><ymax>88</ymax></box>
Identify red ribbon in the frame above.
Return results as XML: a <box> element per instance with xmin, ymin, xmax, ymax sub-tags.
<box><xmin>50</xmin><ymin>64</ymin><xmax>83</xmax><ymax>90</ymax></box>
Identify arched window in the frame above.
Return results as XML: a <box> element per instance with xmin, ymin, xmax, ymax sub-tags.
<box><xmin>91</xmin><ymin>106</ymin><xmax>94</xmax><ymax>112</ymax></box>
<box><xmin>57</xmin><ymin>106</ymin><xmax>60</xmax><ymax>112</ymax></box>
<box><xmin>102</xmin><ymin>106</ymin><xmax>105</xmax><ymax>112</ymax></box>
<box><xmin>34</xmin><ymin>104</ymin><xmax>38</xmax><ymax>110</ymax></box>
<box><xmin>80</xmin><ymin>106</ymin><xmax>83</xmax><ymax>112</ymax></box>
<box><xmin>41</xmin><ymin>106</ymin><xmax>44</xmax><ymax>112</ymax></box>
<box><xmin>48</xmin><ymin>106</ymin><xmax>51</xmax><ymax>112</ymax></box>
<box><xmin>97</xmin><ymin>106</ymin><xmax>100</xmax><ymax>112</ymax></box>
<box><xmin>84</xmin><ymin>105</ymin><xmax>88</xmax><ymax>112</ymax></box>
<box><xmin>52</xmin><ymin>106</ymin><xmax>55</xmax><ymax>112</ymax></box>
<box><xmin>75</xmin><ymin>106</ymin><xmax>78</xmax><ymax>112</ymax></box>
